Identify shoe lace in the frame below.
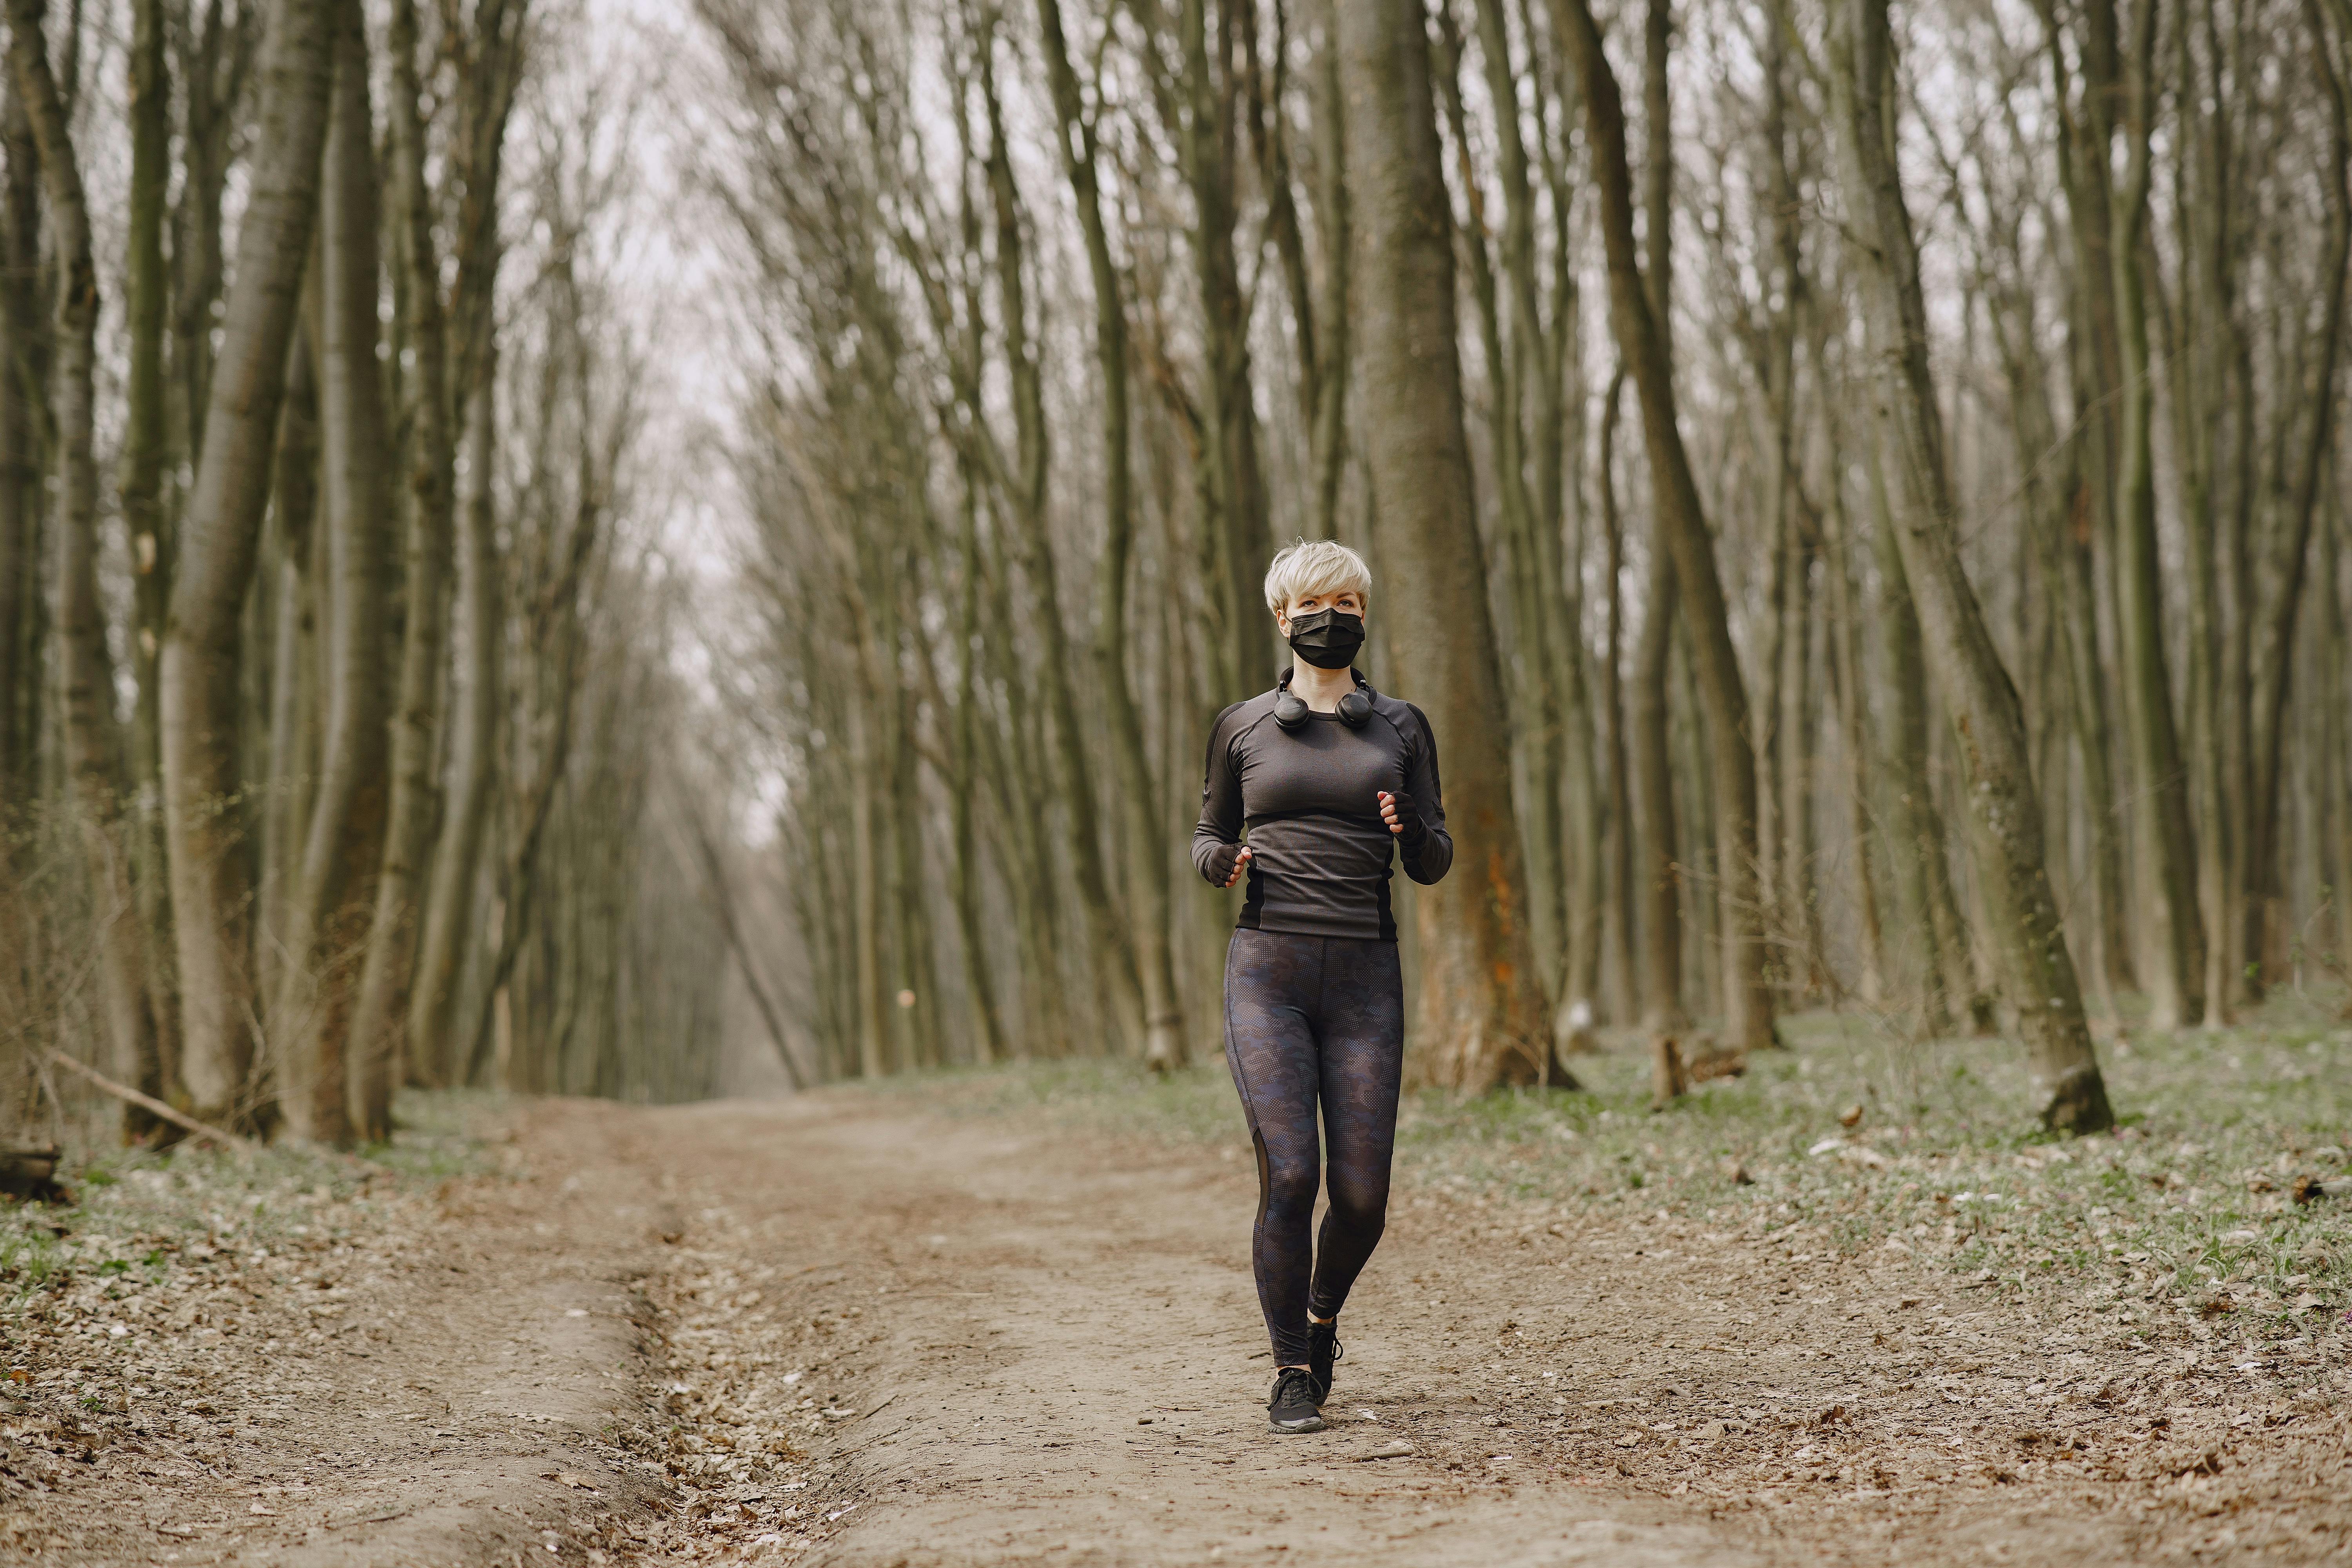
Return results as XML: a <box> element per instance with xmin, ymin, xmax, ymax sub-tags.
<box><xmin>1272</xmin><ymin>1366</ymin><xmax>1317</xmax><ymax>1406</ymax></box>
<box><xmin>1311</xmin><ymin>1323</ymin><xmax>1344</xmax><ymax>1364</ymax></box>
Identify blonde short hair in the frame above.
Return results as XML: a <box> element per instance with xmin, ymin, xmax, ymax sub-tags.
<box><xmin>1263</xmin><ymin>539</ymin><xmax>1372</xmax><ymax>615</ymax></box>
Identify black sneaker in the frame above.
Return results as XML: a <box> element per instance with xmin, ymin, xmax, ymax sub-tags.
<box><xmin>1306</xmin><ymin>1319</ymin><xmax>1343</xmax><ymax>1405</ymax></box>
<box><xmin>1267</xmin><ymin>1367</ymin><xmax>1325</xmax><ymax>1433</ymax></box>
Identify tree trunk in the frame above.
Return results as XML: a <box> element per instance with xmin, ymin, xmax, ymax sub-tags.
<box><xmin>1183</xmin><ymin>0</ymin><xmax>1275</xmax><ymax>707</ymax></box>
<box><xmin>972</xmin><ymin>38</ymin><xmax>1145</xmax><ymax>1056</ymax></box>
<box><xmin>1336</xmin><ymin>0</ymin><xmax>1552</xmax><ymax>1089</ymax></box>
<box><xmin>0</xmin><ymin>76</ymin><xmax>37</xmax><ymax>807</ymax></box>
<box><xmin>257</xmin><ymin>312</ymin><xmax>321</xmax><ymax>1015</ymax></box>
<box><xmin>1862</xmin><ymin>441</ymin><xmax>1962</xmax><ymax>1031</ymax></box>
<box><xmin>124</xmin><ymin>0</ymin><xmax>181</xmax><ymax>1111</ymax></box>
<box><xmin>2244</xmin><ymin>0</ymin><xmax>2350</xmax><ymax>1001</ymax></box>
<box><xmin>345</xmin><ymin>0</ymin><xmax>457</xmax><ymax>1130</ymax></box>
<box><xmin>9</xmin><ymin>0</ymin><xmax>168</xmax><ymax>1130</ymax></box>
<box><xmin>1599</xmin><ymin>372</ymin><xmax>1640</xmax><ymax>1022</ymax></box>
<box><xmin>1631</xmin><ymin>542</ymin><xmax>1684</xmax><ymax>1031</ymax></box>
<box><xmin>161</xmin><ymin>0</ymin><xmax>336</xmax><ymax>1127</ymax></box>
<box><xmin>1553</xmin><ymin>0</ymin><xmax>1775</xmax><ymax>1057</ymax></box>
<box><xmin>1038</xmin><ymin>0</ymin><xmax>1185</xmax><ymax>1070</ymax></box>
<box><xmin>1831</xmin><ymin>0</ymin><xmax>2112</xmax><ymax>1132</ymax></box>
<box><xmin>275</xmin><ymin>0</ymin><xmax>395</xmax><ymax>1145</ymax></box>
<box><xmin>1820</xmin><ymin>410</ymin><xmax>1885</xmax><ymax>1004</ymax></box>
<box><xmin>410</xmin><ymin>0</ymin><xmax>522</xmax><ymax>1088</ymax></box>
<box><xmin>2107</xmin><ymin>0</ymin><xmax>2205</xmax><ymax>1027</ymax></box>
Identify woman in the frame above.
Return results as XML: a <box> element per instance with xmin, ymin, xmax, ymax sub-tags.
<box><xmin>1191</xmin><ymin>539</ymin><xmax>1453</xmax><ymax>1434</ymax></box>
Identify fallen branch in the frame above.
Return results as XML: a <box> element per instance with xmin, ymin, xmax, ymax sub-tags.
<box><xmin>43</xmin><ymin>1050</ymin><xmax>259</xmax><ymax>1153</ymax></box>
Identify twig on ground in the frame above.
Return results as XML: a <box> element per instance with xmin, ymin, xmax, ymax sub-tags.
<box><xmin>42</xmin><ymin>1049</ymin><xmax>260</xmax><ymax>1153</ymax></box>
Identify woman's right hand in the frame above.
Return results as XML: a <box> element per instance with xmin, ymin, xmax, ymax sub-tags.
<box><xmin>1204</xmin><ymin>842</ymin><xmax>1253</xmax><ymax>888</ymax></box>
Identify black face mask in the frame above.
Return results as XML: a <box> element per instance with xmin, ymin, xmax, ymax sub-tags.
<box><xmin>1285</xmin><ymin>608</ymin><xmax>1365</xmax><ymax>670</ymax></box>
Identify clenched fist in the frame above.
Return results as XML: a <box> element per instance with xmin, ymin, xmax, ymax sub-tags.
<box><xmin>1203</xmin><ymin>842</ymin><xmax>1254</xmax><ymax>889</ymax></box>
<box><xmin>1377</xmin><ymin>791</ymin><xmax>1426</xmax><ymax>852</ymax></box>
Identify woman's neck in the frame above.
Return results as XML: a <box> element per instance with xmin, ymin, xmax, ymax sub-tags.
<box><xmin>1288</xmin><ymin>658</ymin><xmax>1356</xmax><ymax>712</ymax></box>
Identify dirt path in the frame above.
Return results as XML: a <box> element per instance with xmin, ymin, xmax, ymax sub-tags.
<box><xmin>14</xmin><ymin>1089</ymin><xmax>2347</xmax><ymax>1565</ymax></box>
<box><xmin>632</xmin><ymin>1092</ymin><xmax>2350</xmax><ymax>1567</ymax></box>
<box><xmin>7</xmin><ymin>1102</ymin><xmax>673</xmax><ymax>1566</ymax></box>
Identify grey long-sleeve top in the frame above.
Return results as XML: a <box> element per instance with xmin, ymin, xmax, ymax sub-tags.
<box><xmin>1191</xmin><ymin>681</ymin><xmax>1453</xmax><ymax>942</ymax></box>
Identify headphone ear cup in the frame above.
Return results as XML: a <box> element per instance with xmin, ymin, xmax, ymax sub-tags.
<box><xmin>1337</xmin><ymin>690</ymin><xmax>1372</xmax><ymax>729</ymax></box>
<box><xmin>1274</xmin><ymin>691</ymin><xmax>1309</xmax><ymax>731</ymax></box>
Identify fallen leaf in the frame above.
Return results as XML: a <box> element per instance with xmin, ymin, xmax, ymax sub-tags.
<box><xmin>1356</xmin><ymin>1439</ymin><xmax>1415</xmax><ymax>1461</ymax></box>
<box><xmin>1839</xmin><ymin>1105</ymin><xmax>1864</xmax><ymax>1129</ymax></box>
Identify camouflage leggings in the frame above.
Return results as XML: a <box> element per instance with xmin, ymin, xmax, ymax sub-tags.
<box><xmin>1221</xmin><ymin>928</ymin><xmax>1405</xmax><ymax>1368</ymax></box>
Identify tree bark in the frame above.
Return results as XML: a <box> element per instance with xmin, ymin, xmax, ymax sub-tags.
<box><xmin>2243</xmin><ymin>0</ymin><xmax>2350</xmax><ymax>1000</ymax></box>
<box><xmin>1598</xmin><ymin>370</ymin><xmax>1641</xmax><ymax>1021</ymax></box>
<box><xmin>125</xmin><ymin>0</ymin><xmax>181</xmax><ymax>1111</ymax></box>
<box><xmin>346</xmin><ymin>0</ymin><xmax>458</xmax><ymax>1124</ymax></box>
<box><xmin>0</xmin><ymin>77</ymin><xmax>37</xmax><ymax>807</ymax></box>
<box><xmin>274</xmin><ymin>0</ymin><xmax>395</xmax><ymax>1145</ymax></box>
<box><xmin>1181</xmin><ymin>0</ymin><xmax>1275</xmax><ymax>707</ymax></box>
<box><xmin>9</xmin><ymin>0</ymin><xmax>168</xmax><ymax>1131</ymax></box>
<box><xmin>2107</xmin><ymin>0</ymin><xmax>2205</xmax><ymax>1027</ymax></box>
<box><xmin>160</xmin><ymin>0</ymin><xmax>336</xmax><ymax>1127</ymax></box>
<box><xmin>1831</xmin><ymin>0</ymin><xmax>2112</xmax><ymax>1132</ymax></box>
<box><xmin>1037</xmin><ymin>0</ymin><xmax>1185</xmax><ymax>1070</ymax></box>
<box><xmin>1552</xmin><ymin>0</ymin><xmax>1775</xmax><ymax>1056</ymax></box>
<box><xmin>257</xmin><ymin>311</ymin><xmax>321</xmax><ymax>1015</ymax></box>
<box><xmin>410</xmin><ymin>0</ymin><xmax>522</xmax><ymax>1088</ymax></box>
<box><xmin>1336</xmin><ymin>0</ymin><xmax>1552</xmax><ymax>1089</ymax></box>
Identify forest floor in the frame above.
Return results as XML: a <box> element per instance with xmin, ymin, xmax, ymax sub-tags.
<box><xmin>5</xmin><ymin>1006</ymin><xmax>2351</xmax><ymax>1565</ymax></box>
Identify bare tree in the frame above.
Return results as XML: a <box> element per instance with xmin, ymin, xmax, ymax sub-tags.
<box><xmin>160</xmin><ymin>0</ymin><xmax>336</xmax><ymax>1127</ymax></box>
<box><xmin>1336</xmin><ymin>0</ymin><xmax>1554</xmax><ymax>1089</ymax></box>
<box><xmin>1829</xmin><ymin>0</ymin><xmax>2112</xmax><ymax>1132</ymax></box>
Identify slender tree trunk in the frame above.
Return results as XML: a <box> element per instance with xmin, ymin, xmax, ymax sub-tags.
<box><xmin>1832</xmin><ymin>0</ymin><xmax>2112</xmax><ymax>1132</ymax></box>
<box><xmin>1038</xmin><ymin>0</ymin><xmax>1185</xmax><ymax>1069</ymax></box>
<box><xmin>2107</xmin><ymin>0</ymin><xmax>2205</xmax><ymax>1027</ymax></box>
<box><xmin>124</xmin><ymin>0</ymin><xmax>181</xmax><ymax>1109</ymax></box>
<box><xmin>10</xmin><ymin>0</ymin><xmax>167</xmax><ymax>1129</ymax></box>
<box><xmin>2167</xmin><ymin>0</ymin><xmax>2234</xmax><ymax>1023</ymax></box>
<box><xmin>276</xmin><ymin>0</ymin><xmax>396</xmax><ymax>1145</ymax></box>
<box><xmin>0</xmin><ymin>77</ymin><xmax>36</xmax><ymax>807</ymax></box>
<box><xmin>1820</xmin><ymin>414</ymin><xmax>1885</xmax><ymax>1003</ymax></box>
<box><xmin>1599</xmin><ymin>371</ymin><xmax>1640</xmax><ymax>1021</ymax></box>
<box><xmin>1863</xmin><ymin>441</ymin><xmax>1958</xmax><ymax>1031</ymax></box>
<box><xmin>972</xmin><ymin>42</ymin><xmax>1145</xmax><ymax>1054</ymax></box>
<box><xmin>1307</xmin><ymin>0</ymin><xmax>1349</xmax><ymax>541</ymax></box>
<box><xmin>947</xmin><ymin>471</ymin><xmax>1007</xmax><ymax>1065</ymax></box>
<box><xmin>345</xmin><ymin>0</ymin><xmax>457</xmax><ymax>1130</ymax></box>
<box><xmin>410</xmin><ymin>0</ymin><xmax>522</xmax><ymax>1087</ymax></box>
<box><xmin>1631</xmin><ymin>543</ymin><xmax>1684</xmax><ymax>1031</ymax></box>
<box><xmin>1433</xmin><ymin>0</ymin><xmax>1566</xmax><ymax>1004</ymax></box>
<box><xmin>161</xmin><ymin>0</ymin><xmax>336</xmax><ymax>1126</ymax></box>
<box><xmin>1554</xmin><ymin>0</ymin><xmax>1775</xmax><ymax>1057</ymax></box>
<box><xmin>2245</xmin><ymin>1</ymin><xmax>2350</xmax><ymax>998</ymax></box>
<box><xmin>1336</xmin><ymin>0</ymin><xmax>1553</xmax><ymax>1089</ymax></box>
<box><xmin>257</xmin><ymin>314</ymin><xmax>321</xmax><ymax>1013</ymax></box>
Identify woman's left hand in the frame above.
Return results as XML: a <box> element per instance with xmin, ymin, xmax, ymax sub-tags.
<box><xmin>1377</xmin><ymin>791</ymin><xmax>1404</xmax><ymax>835</ymax></box>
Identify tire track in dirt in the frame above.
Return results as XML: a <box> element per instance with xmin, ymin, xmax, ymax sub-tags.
<box><xmin>635</xmin><ymin>1091</ymin><xmax>2352</xmax><ymax>1568</ymax></box>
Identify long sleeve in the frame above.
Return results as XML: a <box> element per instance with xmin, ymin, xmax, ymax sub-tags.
<box><xmin>1399</xmin><ymin>702</ymin><xmax>1453</xmax><ymax>885</ymax></box>
<box><xmin>1192</xmin><ymin>702</ymin><xmax>1247</xmax><ymax>885</ymax></box>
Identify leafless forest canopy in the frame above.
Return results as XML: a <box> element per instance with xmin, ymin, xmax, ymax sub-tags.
<box><xmin>3</xmin><ymin>0</ymin><xmax>2350</xmax><ymax>1146</ymax></box>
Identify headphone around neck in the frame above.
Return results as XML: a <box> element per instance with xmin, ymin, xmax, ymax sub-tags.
<box><xmin>1274</xmin><ymin>666</ymin><xmax>1374</xmax><ymax>732</ymax></box>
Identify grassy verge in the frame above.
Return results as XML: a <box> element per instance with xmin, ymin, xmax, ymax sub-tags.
<box><xmin>863</xmin><ymin>1005</ymin><xmax>2352</xmax><ymax>1350</ymax></box>
<box><xmin>0</xmin><ymin>1088</ymin><xmax>501</xmax><ymax>1332</ymax></box>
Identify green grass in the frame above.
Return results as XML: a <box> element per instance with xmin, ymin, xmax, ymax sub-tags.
<box><xmin>862</xmin><ymin>1006</ymin><xmax>2352</xmax><ymax>1348</ymax></box>
<box><xmin>0</xmin><ymin>1087</ymin><xmax>501</xmax><ymax>1324</ymax></box>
